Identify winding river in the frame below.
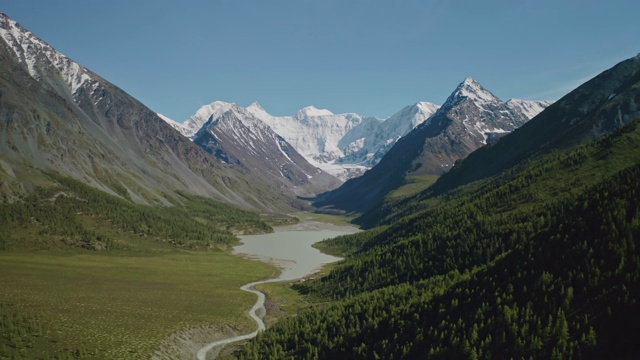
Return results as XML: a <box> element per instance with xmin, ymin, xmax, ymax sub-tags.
<box><xmin>195</xmin><ymin>221</ymin><xmax>359</xmax><ymax>360</ymax></box>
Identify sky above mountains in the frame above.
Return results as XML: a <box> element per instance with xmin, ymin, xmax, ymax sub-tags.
<box><xmin>4</xmin><ymin>0</ymin><xmax>639</xmax><ymax>122</ymax></box>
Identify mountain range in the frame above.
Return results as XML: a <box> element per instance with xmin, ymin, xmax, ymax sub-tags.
<box><xmin>162</xmin><ymin>86</ymin><xmax>549</xmax><ymax>182</ymax></box>
<box><xmin>191</xmin><ymin>103</ymin><xmax>341</xmax><ymax>197</ymax></box>
<box><xmin>0</xmin><ymin>11</ymin><xmax>552</xmax><ymax>212</ymax></box>
<box><xmin>2</xmin><ymin>11</ymin><xmax>640</xmax><ymax>360</ymax></box>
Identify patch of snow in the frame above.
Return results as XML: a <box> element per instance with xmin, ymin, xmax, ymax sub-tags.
<box><xmin>0</xmin><ymin>14</ymin><xmax>97</xmax><ymax>96</ymax></box>
<box><xmin>506</xmin><ymin>99</ymin><xmax>554</xmax><ymax>120</ymax></box>
<box><xmin>182</xmin><ymin>101</ymin><xmax>235</xmax><ymax>137</ymax></box>
<box><xmin>458</xmin><ymin>77</ymin><xmax>501</xmax><ymax>104</ymax></box>
<box><xmin>294</xmin><ymin>105</ymin><xmax>334</xmax><ymax>119</ymax></box>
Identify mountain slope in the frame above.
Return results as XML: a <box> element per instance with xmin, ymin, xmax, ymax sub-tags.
<box><xmin>192</xmin><ymin>104</ymin><xmax>341</xmax><ymax>198</ymax></box>
<box><xmin>241</xmin><ymin>161</ymin><xmax>640</xmax><ymax>359</ymax></box>
<box><xmin>246</xmin><ymin>102</ymin><xmax>443</xmax><ymax>180</ymax></box>
<box><xmin>0</xmin><ymin>13</ymin><xmax>289</xmax><ymax>211</ymax></box>
<box><xmin>316</xmin><ymin>77</ymin><xmax>544</xmax><ymax>213</ymax></box>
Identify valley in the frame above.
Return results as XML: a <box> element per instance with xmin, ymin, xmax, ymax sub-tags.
<box><xmin>1</xmin><ymin>9</ymin><xmax>639</xmax><ymax>360</ymax></box>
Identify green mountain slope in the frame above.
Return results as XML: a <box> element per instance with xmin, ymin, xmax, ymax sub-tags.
<box><xmin>235</xmin><ymin>56</ymin><xmax>640</xmax><ymax>359</ymax></box>
<box><xmin>0</xmin><ymin>173</ymin><xmax>271</xmax><ymax>252</ymax></box>
<box><xmin>355</xmin><ymin>54</ymin><xmax>640</xmax><ymax>228</ymax></box>
<box><xmin>240</xmin><ymin>162</ymin><xmax>639</xmax><ymax>359</ymax></box>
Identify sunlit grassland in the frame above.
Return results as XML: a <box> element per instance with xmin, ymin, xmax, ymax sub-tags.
<box><xmin>0</xmin><ymin>248</ymin><xmax>276</xmax><ymax>359</ymax></box>
<box><xmin>386</xmin><ymin>174</ymin><xmax>439</xmax><ymax>200</ymax></box>
<box><xmin>292</xmin><ymin>212</ymin><xmax>357</xmax><ymax>227</ymax></box>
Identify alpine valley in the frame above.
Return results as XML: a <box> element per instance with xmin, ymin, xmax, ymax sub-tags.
<box><xmin>1</xmin><ymin>11</ymin><xmax>639</xmax><ymax>360</ymax></box>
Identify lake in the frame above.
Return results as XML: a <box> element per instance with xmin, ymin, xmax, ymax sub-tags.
<box><xmin>234</xmin><ymin>221</ymin><xmax>360</xmax><ymax>281</ymax></box>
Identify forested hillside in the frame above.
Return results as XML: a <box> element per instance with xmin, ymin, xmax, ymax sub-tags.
<box><xmin>235</xmin><ymin>57</ymin><xmax>640</xmax><ymax>359</ymax></box>
<box><xmin>0</xmin><ymin>173</ymin><xmax>271</xmax><ymax>251</ymax></box>
<box><xmin>237</xmin><ymin>117</ymin><xmax>640</xmax><ymax>360</ymax></box>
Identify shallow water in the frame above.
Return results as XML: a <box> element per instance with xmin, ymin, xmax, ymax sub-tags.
<box><xmin>234</xmin><ymin>221</ymin><xmax>359</xmax><ymax>280</ymax></box>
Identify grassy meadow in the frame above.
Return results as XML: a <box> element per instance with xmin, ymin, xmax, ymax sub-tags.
<box><xmin>0</xmin><ymin>248</ymin><xmax>277</xmax><ymax>359</ymax></box>
<box><xmin>0</xmin><ymin>175</ymin><xmax>282</xmax><ymax>359</ymax></box>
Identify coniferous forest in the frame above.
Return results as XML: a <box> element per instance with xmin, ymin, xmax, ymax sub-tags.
<box><xmin>0</xmin><ymin>172</ymin><xmax>271</xmax><ymax>252</ymax></box>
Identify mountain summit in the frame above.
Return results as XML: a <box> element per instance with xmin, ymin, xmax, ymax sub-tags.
<box><xmin>294</xmin><ymin>105</ymin><xmax>334</xmax><ymax>119</ymax></box>
<box><xmin>445</xmin><ymin>77</ymin><xmax>502</xmax><ymax>107</ymax></box>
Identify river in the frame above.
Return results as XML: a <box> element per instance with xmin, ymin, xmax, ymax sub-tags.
<box><xmin>195</xmin><ymin>221</ymin><xmax>359</xmax><ymax>360</ymax></box>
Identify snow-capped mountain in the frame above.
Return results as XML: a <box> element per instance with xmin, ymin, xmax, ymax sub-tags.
<box><xmin>192</xmin><ymin>104</ymin><xmax>341</xmax><ymax>196</ymax></box>
<box><xmin>171</xmin><ymin>101</ymin><xmax>443</xmax><ymax>181</ymax></box>
<box><xmin>247</xmin><ymin>103</ymin><xmax>375</xmax><ymax>178</ymax></box>
<box><xmin>317</xmin><ymin>77</ymin><xmax>550</xmax><ymax>213</ymax></box>
<box><xmin>0</xmin><ymin>12</ymin><xmax>298</xmax><ymax>210</ymax></box>
<box><xmin>173</xmin><ymin>101</ymin><xmax>374</xmax><ymax>180</ymax></box>
<box><xmin>337</xmin><ymin>101</ymin><xmax>440</xmax><ymax>168</ymax></box>
<box><xmin>0</xmin><ymin>13</ymin><xmax>96</xmax><ymax>98</ymax></box>
<box><xmin>170</xmin><ymin>93</ymin><xmax>548</xmax><ymax>182</ymax></box>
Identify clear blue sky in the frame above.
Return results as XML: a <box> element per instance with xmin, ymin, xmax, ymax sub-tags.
<box><xmin>3</xmin><ymin>0</ymin><xmax>639</xmax><ymax>121</ymax></box>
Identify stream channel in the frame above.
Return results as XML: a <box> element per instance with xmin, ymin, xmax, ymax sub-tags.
<box><xmin>196</xmin><ymin>221</ymin><xmax>359</xmax><ymax>359</ymax></box>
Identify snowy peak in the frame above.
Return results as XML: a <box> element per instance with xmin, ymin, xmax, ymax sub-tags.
<box><xmin>246</xmin><ymin>101</ymin><xmax>273</xmax><ymax>120</ymax></box>
<box><xmin>191</xmin><ymin>103</ymin><xmax>341</xmax><ymax>196</ymax></box>
<box><xmin>335</xmin><ymin>100</ymin><xmax>441</xmax><ymax>170</ymax></box>
<box><xmin>247</xmin><ymin>101</ymin><xmax>266</xmax><ymax>112</ymax></box>
<box><xmin>193</xmin><ymin>101</ymin><xmax>234</xmax><ymax>121</ymax></box>
<box><xmin>179</xmin><ymin>101</ymin><xmax>235</xmax><ymax>137</ymax></box>
<box><xmin>416</xmin><ymin>101</ymin><xmax>440</xmax><ymax>114</ymax></box>
<box><xmin>0</xmin><ymin>12</ymin><xmax>97</xmax><ymax>96</ymax></box>
<box><xmin>157</xmin><ymin>113</ymin><xmax>182</xmax><ymax>128</ymax></box>
<box><xmin>444</xmin><ymin>77</ymin><xmax>501</xmax><ymax>108</ymax></box>
<box><xmin>294</xmin><ymin>105</ymin><xmax>334</xmax><ymax>120</ymax></box>
<box><xmin>380</xmin><ymin>101</ymin><xmax>440</xmax><ymax>133</ymax></box>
